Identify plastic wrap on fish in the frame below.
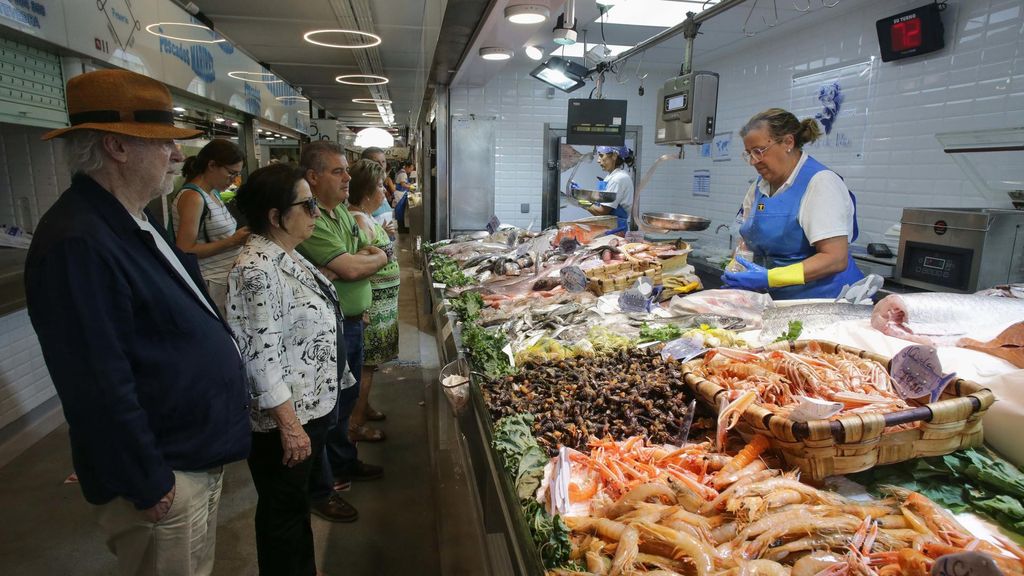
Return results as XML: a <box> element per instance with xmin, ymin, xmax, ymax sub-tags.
<box><xmin>666</xmin><ymin>289</ymin><xmax>772</xmax><ymax>329</ymax></box>
<box><xmin>872</xmin><ymin>293</ymin><xmax>1024</xmax><ymax>346</ymax></box>
<box><xmin>761</xmin><ymin>303</ymin><xmax>873</xmax><ymax>343</ymax></box>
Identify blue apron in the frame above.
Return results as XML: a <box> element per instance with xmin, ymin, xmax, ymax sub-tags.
<box><xmin>739</xmin><ymin>155</ymin><xmax>863</xmax><ymax>299</ymax></box>
<box><xmin>604</xmin><ymin>204</ymin><xmax>629</xmax><ymax>236</ymax></box>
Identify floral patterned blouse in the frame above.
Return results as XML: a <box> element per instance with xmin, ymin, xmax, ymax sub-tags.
<box><xmin>226</xmin><ymin>234</ymin><xmax>356</xmax><ymax>432</ymax></box>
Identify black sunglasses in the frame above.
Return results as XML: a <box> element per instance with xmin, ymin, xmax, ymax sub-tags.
<box><xmin>290</xmin><ymin>197</ymin><xmax>319</xmax><ymax>217</ymax></box>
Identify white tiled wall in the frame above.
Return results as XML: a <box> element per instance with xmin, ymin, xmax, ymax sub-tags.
<box><xmin>449</xmin><ymin>0</ymin><xmax>1024</xmax><ymax>249</ymax></box>
<box><xmin>0</xmin><ymin>123</ymin><xmax>68</xmax><ymax>432</ymax></box>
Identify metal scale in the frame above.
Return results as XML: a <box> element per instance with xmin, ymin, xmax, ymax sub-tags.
<box><xmin>632</xmin><ymin>16</ymin><xmax>718</xmax><ymax>235</ymax></box>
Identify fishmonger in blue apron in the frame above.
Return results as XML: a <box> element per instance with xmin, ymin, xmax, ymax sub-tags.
<box><xmin>584</xmin><ymin>145</ymin><xmax>635</xmax><ymax>235</ymax></box>
<box><xmin>722</xmin><ymin>108</ymin><xmax>863</xmax><ymax>299</ymax></box>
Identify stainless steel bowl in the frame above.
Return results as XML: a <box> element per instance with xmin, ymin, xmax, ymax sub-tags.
<box><xmin>572</xmin><ymin>188</ymin><xmax>618</xmax><ymax>203</ymax></box>
<box><xmin>640</xmin><ymin>212</ymin><xmax>711</xmax><ymax>231</ymax></box>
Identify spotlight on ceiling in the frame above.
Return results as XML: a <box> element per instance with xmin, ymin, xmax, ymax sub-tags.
<box><xmin>529</xmin><ymin>56</ymin><xmax>589</xmax><ymax>92</ymax></box>
<box><xmin>479</xmin><ymin>47</ymin><xmax>514</xmax><ymax>61</ymax></box>
<box><xmin>524</xmin><ymin>45</ymin><xmax>544</xmax><ymax>61</ymax></box>
<box><xmin>354</xmin><ymin>127</ymin><xmax>395</xmax><ymax>149</ymax></box>
<box><xmin>172</xmin><ymin>106</ymin><xmax>186</xmax><ymax>113</ymax></box>
<box><xmin>552</xmin><ymin>13</ymin><xmax>578</xmax><ymax>45</ymax></box>
<box><xmin>504</xmin><ymin>3</ymin><xmax>549</xmax><ymax>24</ymax></box>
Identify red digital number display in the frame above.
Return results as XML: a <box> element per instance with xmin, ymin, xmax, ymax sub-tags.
<box><xmin>891</xmin><ymin>17</ymin><xmax>923</xmax><ymax>52</ymax></box>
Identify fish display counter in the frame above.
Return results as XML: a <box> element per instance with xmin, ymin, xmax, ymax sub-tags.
<box><xmin>419</xmin><ymin>227</ymin><xmax>1024</xmax><ymax>576</ymax></box>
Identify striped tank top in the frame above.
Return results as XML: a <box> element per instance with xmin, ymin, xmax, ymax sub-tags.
<box><xmin>170</xmin><ymin>184</ymin><xmax>242</xmax><ymax>287</ymax></box>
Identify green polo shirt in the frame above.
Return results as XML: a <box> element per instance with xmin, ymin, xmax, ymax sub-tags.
<box><xmin>297</xmin><ymin>202</ymin><xmax>371</xmax><ymax>318</ymax></box>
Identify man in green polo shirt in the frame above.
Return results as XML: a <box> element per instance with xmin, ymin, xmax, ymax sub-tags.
<box><xmin>297</xmin><ymin>141</ymin><xmax>387</xmax><ymax>523</ymax></box>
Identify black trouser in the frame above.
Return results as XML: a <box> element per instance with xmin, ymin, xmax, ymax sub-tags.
<box><xmin>248</xmin><ymin>414</ymin><xmax>331</xmax><ymax>576</ymax></box>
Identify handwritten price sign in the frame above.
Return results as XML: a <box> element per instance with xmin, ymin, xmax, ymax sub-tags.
<box><xmin>891</xmin><ymin>345</ymin><xmax>957</xmax><ymax>403</ymax></box>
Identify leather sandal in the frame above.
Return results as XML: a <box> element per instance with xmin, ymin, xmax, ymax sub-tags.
<box><xmin>349</xmin><ymin>423</ymin><xmax>386</xmax><ymax>442</ymax></box>
<box><xmin>365</xmin><ymin>406</ymin><xmax>386</xmax><ymax>421</ymax></box>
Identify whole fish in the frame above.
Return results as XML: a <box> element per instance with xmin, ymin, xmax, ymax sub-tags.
<box><xmin>761</xmin><ymin>303</ymin><xmax>873</xmax><ymax>341</ymax></box>
<box><xmin>872</xmin><ymin>293</ymin><xmax>1024</xmax><ymax>346</ymax></box>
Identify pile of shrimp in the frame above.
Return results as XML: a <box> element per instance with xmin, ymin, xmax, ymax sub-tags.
<box><xmin>551</xmin><ymin>436</ymin><xmax>765</xmax><ymax>518</ymax></box>
<box><xmin>547</xmin><ymin>436</ymin><xmax>1024</xmax><ymax>576</ymax></box>
<box><xmin>691</xmin><ymin>342</ymin><xmax>915</xmax><ymax>421</ymax></box>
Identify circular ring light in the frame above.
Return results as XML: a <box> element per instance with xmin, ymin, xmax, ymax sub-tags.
<box><xmin>303</xmin><ymin>29</ymin><xmax>382</xmax><ymax>49</ymax></box>
<box><xmin>276</xmin><ymin>95</ymin><xmax>308</xmax><ymax>102</ymax></box>
<box><xmin>145</xmin><ymin>22</ymin><xmax>225</xmax><ymax>43</ymax></box>
<box><xmin>504</xmin><ymin>4</ymin><xmax>550</xmax><ymax>24</ymax></box>
<box><xmin>228</xmin><ymin>71</ymin><xmax>282</xmax><ymax>83</ymax></box>
<box><xmin>352</xmin><ymin>98</ymin><xmax>393</xmax><ymax>105</ymax></box>
<box><xmin>362</xmin><ymin>112</ymin><xmax>383</xmax><ymax>117</ymax></box>
<box><xmin>480</xmin><ymin>47</ymin><xmax>514</xmax><ymax>61</ymax></box>
<box><xmin>336</xmin><ymin>74</ymin><xmax>389</xmax><ymax>85</ymax></box>
<box><xmin>524</xmin><ymin>46</ymin><xmax>544</xmax><ymax>61</ymax></box>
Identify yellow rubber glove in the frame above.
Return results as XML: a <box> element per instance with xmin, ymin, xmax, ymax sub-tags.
<box><xmin>766</xmin><ymin>262</ymin><xmax>805</xmax><ymax>288</ymax></box>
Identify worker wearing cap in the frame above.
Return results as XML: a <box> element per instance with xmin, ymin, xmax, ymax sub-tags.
<box><xmin>584</xmin><ymin>145</ymin><xmax>635</xmax><ymax>234</ymax></box>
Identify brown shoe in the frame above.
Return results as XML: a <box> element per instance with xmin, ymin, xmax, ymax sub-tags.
<box><xmin>348</xmin><ymin>423</ymin><xmax>385</xmax><ymax>442</ymax></box>
<box><xmin>311</xmin><ymin>493</ymin><xmax>358</xmax><ymax>523</ymax></box>
<box><xmin>365</xmin><ymin>406</ymin><xmax>386</xmax><ymax>421</ymax></box>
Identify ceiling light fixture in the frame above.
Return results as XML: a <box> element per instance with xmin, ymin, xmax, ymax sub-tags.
<box><xmin>352</xmin><ymin>98</ymin><xmax>392</xmax><ymax>105</ymax></box>
<box><xmin>302</xmin><ymin>29</ymin><xmax>382</xmax><ymax>49</ymax></box>
<box><xmin>530</xmin><ymin>56</ymin><xmax>589</xmax><ymax>92</ymax></box>
<box><xmin>228</xmin><ymin>71</ymin><xmax>282</xmax><ymax>83</ymax></box>
<box><xmin>145</xmin><ymin>22</ymin><xmax>225</xmax><ymax>43</ymax></box>
<box><xmin>553</xmin><ymin>0</ymin><xmax>578</xmax><ymax>45</ymax></box>
<box><xmin>276</xmin><ymin>95</ymin><xmax>308</xmax><ymax>103</ymax></box>
<box><xmin>479</xmin><ymin>47</ymin><xmax>514</xmax><ymax>61</ymax></box>
<box><xmin>504</xmin><ymin>3</ymin><xmax>550</xmax><ymax>24</ymax></box>
<box><xmin>215</xmin><ymin>117</ymin><xmax>226</xmax><ymax>122</ymax></box>
<box><xmin>524</xmin><ymin>45</ymin><xmax>545</xmax><ymax>61</ymax></box>
<box><xmin>362</xmin><ymin>112</ymin><xmax>383</xmax><ymax>117</ymax></box>
<box><xmin>173</xmin><ymin>106</ymin><xmax>187</xmax><ymax>113</ymax></box>
<box><xmin>336</xmin><ymin>74</ymin><xmax>389</xmax><ymax>85</ymax></box>
<box><xmin>354</xmin><ymin>127</ymin><xmax>395</xmax><ymax>149</ymax></box>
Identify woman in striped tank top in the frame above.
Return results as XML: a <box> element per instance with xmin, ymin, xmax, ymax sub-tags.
<box><xmin>171</xmin><ymin>139</ymin><xmax>251</xmax><ymax>314</ymax></box>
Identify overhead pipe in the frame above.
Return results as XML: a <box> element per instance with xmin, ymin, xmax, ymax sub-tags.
<box><xmin>605</xmin><ymin>0</ymin><xmax>748</xmax><ymax>69</ymax></box>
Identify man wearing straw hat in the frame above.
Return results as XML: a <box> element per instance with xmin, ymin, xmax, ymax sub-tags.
<box><xmin>24</xmin><ymin>69</ymin><xmax>251</xmax><ymax>576</ymax></box>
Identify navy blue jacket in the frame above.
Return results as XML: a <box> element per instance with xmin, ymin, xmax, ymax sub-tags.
<box><xmin>25</xmin><ymin>174</ymin><xmax>251</xmax><ymax>510</ymax></box>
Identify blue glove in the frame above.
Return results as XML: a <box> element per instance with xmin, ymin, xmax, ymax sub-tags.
<box><xmin>720</xmin><ymin>257</ymin><xmax>769</xmax><ymax>291</ymax></box>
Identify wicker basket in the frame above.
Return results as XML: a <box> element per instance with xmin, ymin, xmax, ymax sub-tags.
<box><xmin>681</xmin><ymin>340</ymin><xmax>995</xmax><ymax>480</ymax></box>
<box><xmin>586</xmin><ymin>260</ymin><xmax>663</xmax><ymax>295</ymax></box>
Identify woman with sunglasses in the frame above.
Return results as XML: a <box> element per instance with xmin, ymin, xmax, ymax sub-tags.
<box><xmin>226</xmin><ymin>164</ymin><xmax>353</xmax><ymax>575</ymax></box>
<box><xmin>722</xmin><ymin>108</ymin><xmax>863</xmax><ymax>299</ymax></box>
<box><xmin>171</xmin><ymin>138</ymin><xmax>251</xmax><ymax>313</ymax></box>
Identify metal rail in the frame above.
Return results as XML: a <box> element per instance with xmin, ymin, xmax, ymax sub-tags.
<box><xmin>606</xmin><ymin>0</ymin><xmax>749</xmax><ymax>68</ymax></box>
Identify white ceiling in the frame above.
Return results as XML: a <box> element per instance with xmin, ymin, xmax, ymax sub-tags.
<box><xmin>191</xmin><ymin>0</ymin><xmax>447</xmax><ymax>135</ymax></box>
<box><xmin>454</xmin><ymin>0</ymin><xmax>869</xmax><ymax>88</ymax></box>
<box><xmin>189</xmin><ymin>0</ymin><xmax>868</xmax><ymax>134</ymax></box>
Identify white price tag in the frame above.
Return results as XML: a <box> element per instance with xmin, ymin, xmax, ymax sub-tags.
<box><xmin>502</xmin><ymin>343</ymin><xmax>515</xmax><ymax>368</ymax></box>
<box><xmin>432</xmin><ymin>282</ymin><xmax>446</xmax><ymax>289</ymax></box>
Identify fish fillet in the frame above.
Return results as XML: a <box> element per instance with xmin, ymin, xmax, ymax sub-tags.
<box><xmin>872</xmin><ymin>293</ymin><xmax>1024</xmax><ymax>346</ymax></box>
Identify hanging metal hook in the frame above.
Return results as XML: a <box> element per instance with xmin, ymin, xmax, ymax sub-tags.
<box><xmin>763</xmin><ymin>0</ymin><xmax>779</xmax><ymax>27</ymax></box>
<box><xmin>742</xmin><ymin>0</ymin><xmax>760</xmax><ymax>37</ymax></box>
<box><xmin>793</xmin><ymin>0</ymin><xmax>812</xmax><ymax>11</ymax></box>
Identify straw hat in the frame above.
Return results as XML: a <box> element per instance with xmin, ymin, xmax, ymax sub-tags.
<box><xmin>42</xmin><ymin>69</ymin><xmax>203</xmax><ymax>141</ymax></box>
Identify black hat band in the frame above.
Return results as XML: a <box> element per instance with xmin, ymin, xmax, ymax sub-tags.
<box><xmin>68</xmin><ymin>109</ymin><xmax>176</xmax><ymax>126</ymax></box>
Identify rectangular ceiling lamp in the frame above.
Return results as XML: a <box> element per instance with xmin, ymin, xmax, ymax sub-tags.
<box><xmin>530</xmin><ymin>56</ymin><xmax>589</xmax><ymax>92</ymax></box>
<box><xmin>599</xmin><ymin>0</ymin><xmax>709</xmax><ymax>27</ymax></box>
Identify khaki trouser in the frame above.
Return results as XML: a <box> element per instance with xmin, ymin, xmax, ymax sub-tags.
<box><xmin>92</xmin><ymin>468</ymin><xmax>225</xmax><ymax>576</ymax></box>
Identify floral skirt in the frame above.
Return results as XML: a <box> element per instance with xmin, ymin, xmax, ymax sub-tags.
<box><xmin>364</xmin><ymin>282</ymin><xmax>400</xmax><ymax>366</ymax></box>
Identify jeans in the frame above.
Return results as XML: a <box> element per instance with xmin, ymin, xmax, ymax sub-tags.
<box><xmin>248</xmin><ymin>414</ymin><xmax>331</xmax><ymax>576</ymax></box>
<box><xmin>309</xmin><ymin>317</ymin><xmax>363</xmax><ymax>501</ymax></box>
